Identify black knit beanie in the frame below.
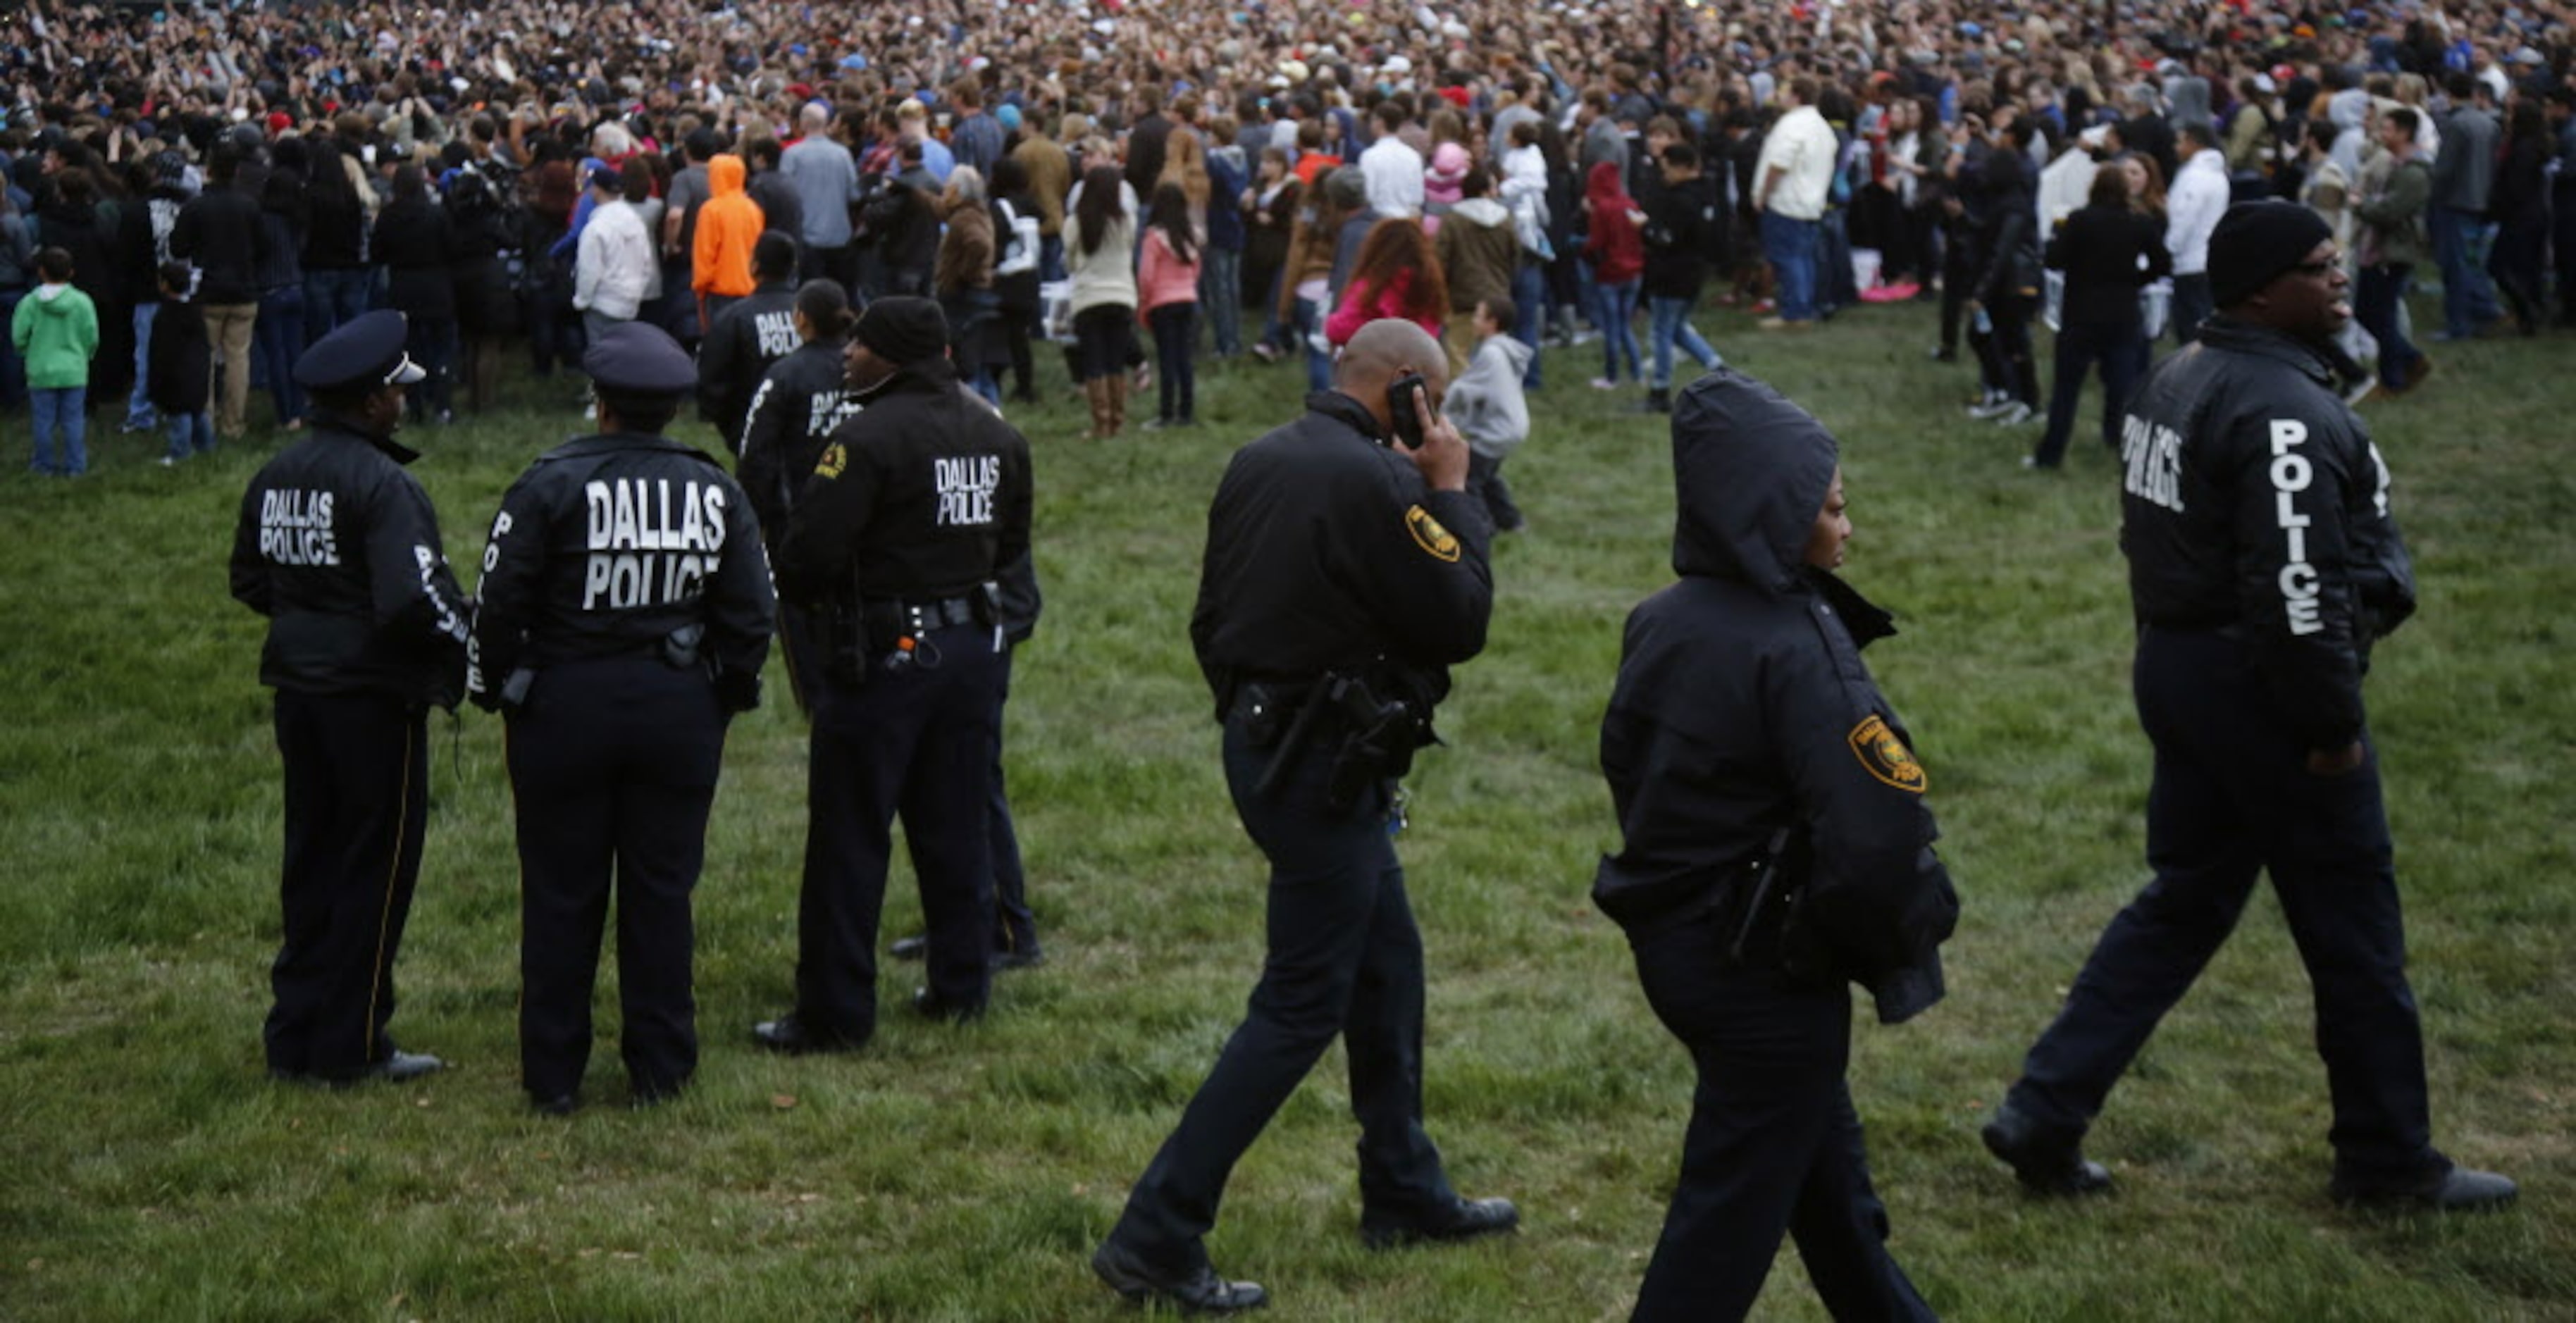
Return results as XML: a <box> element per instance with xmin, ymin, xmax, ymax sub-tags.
<box><xmin>2208</xmin><ymin>201</ymin><xmax>2335</xmax><ymax>309</ymax></box>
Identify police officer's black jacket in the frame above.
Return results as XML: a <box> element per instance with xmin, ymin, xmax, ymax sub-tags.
<box><xmin>2118</xmin><ymin>316</ymin><xmax>2417</xmax><ymax>752</ymax></box>
<box><xmin>737</xmin><ymin>336</ymin><xmax>860</xmax><ymax>544</ymax></box>
<box><xmin>1189</xmin><ymin>390</ymin><xmax>1494</xmax><ymax>721</ymax></box>
<box><xmin>696</xmin><ymin>280</ymin><xmax>800</xmax><ymax>452</ymax></box>
<box><xmin>468</xmin><ymin>431</ymin><xmax>776</xmax><ymax>704</ymax></box>
<box><xmin>228</xmin><ymin>413</ymin><xmax>471</xmax><ymax>707</ymax></box>
<box><xmin>773</xmin><ymin>357</ymin><xmax>1032</xmax><ymax>609</ymax></box>
<box><xmin>1595</xmin><ymin>371</ymin><xmax>1956</xmax><ymax>1025</ymax></box>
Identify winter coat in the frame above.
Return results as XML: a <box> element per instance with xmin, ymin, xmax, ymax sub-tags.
<box><xmin>1583</xmin><ymin>161</ymin><xmax>1646</xmax><ymax>285</ymax></box>
<box><xmin>147</xmin><ymin>295</ymin><xmax>211</xmax><ymax>415</ymax></box>
<box><xmin>11</xmin><ymin>282</ymin><xmax>100</xmax><ymax>388</ymax></box>
<box><xmin>373</xmin><ymin>197</ymin><xmax>458</xmax><ymax>321</ymax></box>
<box><xmin>1432</xmin><ymin>197</ymin><xmax>1518</xmax><ymax>315</ymax></box>
<box><xmin>1445</xmin><ymin>333</ymin><xmax>1533</xmax><ymax>459</ymax></box>
<box><xmin>1137</xmin><ymin>225</ymin><xmax>1202</xmax><ymax>317</ymax></box>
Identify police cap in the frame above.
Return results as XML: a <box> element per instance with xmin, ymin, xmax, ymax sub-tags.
<box><xmin>294</xmin><ymin>310</ymin><xmax>427</xmax><ymax>392</ymax></box>
<box><xmin>583</xmin><ymin>321</ymin><xmax>697</xmax><ymax>397</ymax></box>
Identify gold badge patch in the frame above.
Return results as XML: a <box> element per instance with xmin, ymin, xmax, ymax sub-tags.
<box><xmin>1405</xmin><ymin>505</ymin><xmax>1461</xmax><ymax>562</ymax></box>
<box><xmin>1847</xmin><ymin>715</ymin><xmax>1926</xmax><ymax>793</ymax></box>
<box><xmin>815</xmin><ymin>442</ymin><xmax>847</xmax><ymax>480</ymax></box>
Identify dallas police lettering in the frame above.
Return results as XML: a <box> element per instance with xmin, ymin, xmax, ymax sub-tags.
<box><xmin>934</xmin><ymin>456</ymin><xmax>1001</xmax><ymax>527</ymax></box>
<box><xmin>2119</xmin><ymin>413</ymin><xmax>2186</xmax><ymax>514</ymax></box>
<box><xmin>259</xmin><ymin>489</ymin><xmax>341</xmax><ymax>566</ymax></box>
<box><xmin>755</xmin><ymin>310</ymin><xmax>799</xmax><ymax>358</ymax></box>
<box><xmin>582</xmin><ymin>478</ymin><xmax>731</xmax><ymax>609</ymax></box>
<box><xmin>2266</xmin><ymin>419</ymin><xmax>2324</xmax><ymax>636</ymax></box>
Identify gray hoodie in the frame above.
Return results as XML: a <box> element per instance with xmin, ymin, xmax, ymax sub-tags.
<box><xmin>1446</xmin><ymin>333</ymin><xmax>1533</xmax><ymax>459</ymax></box>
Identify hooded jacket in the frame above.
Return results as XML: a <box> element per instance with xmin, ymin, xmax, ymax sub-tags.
<box><xmin>1596</xmin><ymin>370</ymin><xmax>1957</xmax><ymax>1025</ymax></box>
<box><xmin>1583</xmin><ymin>161</ymin><xmax>1646</xmax><ymax>285</ymax></box>
<box><xmin>1444</xmin><ymin>333</ymin><xmax>1532</xmax><ymax>458</ymax></box>
<box><xmin>737</xmin><ymin>335</ymin><xmax>862</xmax><ymax>542</ymax></box>
<box><xmin>12</xmin><ymin>281</ymin><xmax>100</xmax><ymax>389</ymax></box>
<box><xmin>691</xmin><ymin>156</ymin><xmax>765</xmax><ymax>300</ymax></box>
<box><xmin>1432</xmin><ymin>196</ymin><xmax>1518</xmax><ymax>315</ymax></box>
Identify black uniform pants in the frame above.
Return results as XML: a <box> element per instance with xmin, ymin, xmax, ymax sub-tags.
<box><xmin>266</xmin><ymin>690</ymin><xmax>428</xmax><ymax>1081</ymax></box>
<box><xmin>795</xmin><ymin>619</ymin><xmax>1003</xmax><ymax>1039</ymax></box>
<box><xmin>990</xmin><ymin>647</ymin><xmax>1039</xmax><ymax>957</ymax></box>
<box><xmin>2006</xmin><ymin>627</ymin><xmax>2442</xmax><ymax>1186</ymax></box>
<box><xmin>1107</xmin><ymin>713</ymin><xmax>1454</xmax><ymax>1272</ymax></box>
<box><xmin>506</xmin><ymin>658</ymin><xmax>727</xmax><ymax>1102</ymax></box>
<box><xmin>1626</xmin><ymin>911</ymin><xmax>1933</xmax><ymax>1323</ymax></box>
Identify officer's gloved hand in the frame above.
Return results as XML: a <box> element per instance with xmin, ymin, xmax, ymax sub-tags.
<box><xmin>714</xmin><ymin>668</ymin><xmax>762</xmax><ymax>714</ymax></box>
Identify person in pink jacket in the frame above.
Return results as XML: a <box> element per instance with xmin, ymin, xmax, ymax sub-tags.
<box><xmin>1137</xmin><ymin>183</ymin><xmax>1206</xmax><ymax>430</ymax></box>
<box><xmin>1325</xmin><ymin>218</ymin><xmax>1449</xmax><ymax>349</ymax></box>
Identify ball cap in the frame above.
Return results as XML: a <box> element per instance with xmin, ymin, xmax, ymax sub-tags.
<box><xmin>294</xmin><ymin>310</ymin><xmax>426</xmax><ymax>392</ymax></box>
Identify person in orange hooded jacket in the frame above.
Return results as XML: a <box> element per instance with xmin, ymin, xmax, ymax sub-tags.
<box><xmin>693</xmin><ymin>155</ymin><xmax>767</xmax><ymax>326</ymax></box>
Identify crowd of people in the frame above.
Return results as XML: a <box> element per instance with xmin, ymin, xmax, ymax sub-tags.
<box><xmin>8</xmin><ymin>0</ymin><xmax>2573</xmax><ymax>477</ymax></box>
<box><xmin>20</xmin><ymin>0</ymin><xmax>2553</xmax><ymax>1317</ymax></box>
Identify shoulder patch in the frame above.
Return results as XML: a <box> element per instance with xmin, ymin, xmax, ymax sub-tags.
<box><xmin>1847</xmin><ymin>714</ymin><xmax>1926</xmax><ymax>793</ymax></box>
<box><xmin>1405</xmin><ymin>504</ymin><xmax>1461</xmax><ymax>563</ymax></box>
<box><xmin>815</xmin><ymin>442</ymin><xmax>847</xmax><ymax>480</ymax></box>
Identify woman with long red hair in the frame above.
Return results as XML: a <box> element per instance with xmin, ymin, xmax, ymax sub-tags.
<box><xmin>1324</xmin><ymin>217</ymin><xmax>1449</xmax><ymax>348</ymax></box>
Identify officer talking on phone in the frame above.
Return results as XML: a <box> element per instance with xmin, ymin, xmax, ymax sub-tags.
<box><xmin>470</xmin><ymin>323</ymin><xmax>776</xmax><ymax>1116</ymax></box>
<box><xmin>1091</xmin><ymin>319</ymin><xmax>1516</xmax><ymax>1315</ymax></box>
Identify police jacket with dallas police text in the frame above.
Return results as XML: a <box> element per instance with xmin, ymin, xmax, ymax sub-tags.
<box><xmin>468</xmin><ymin>432</ymin><xmax>776</xmax><ymax>704</ymax></box>
<box><xmin>773</xmin><ymin>357</ymin><xmax>1032</xmax><ymax>609</ymax></box>
<box><xmin>696</xmin><ymin>280</ymin><xmax>801</xmax><ymax>452</ymax></box>
<box><xmin>2117</xmin><ymin>316</ymin><xmax>2416</xmax><ymax>751</ymax></box>
<box><xmin>737</xmin><ymin>336</ymin><xmax>862</xmax><ymax>545</ymax></box>
<box><xmin>228</xmin><ymin>414</ymin><xmax>472</xmax><ymax>707</ymax></box>
<box><xmin>1189</xmin><ymin>390</ymin><xmax>1494</xmax><ymax>721</ymax></box>
<box><xmin>1594</xmin><ymin>371</ymin><xmax>1957</xmax><ymax>1025</ymax></box>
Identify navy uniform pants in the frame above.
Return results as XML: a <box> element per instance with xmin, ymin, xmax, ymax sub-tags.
<box><xmin>266</xmin><ymin>690</ymin><xmax>428</xmax><ymax>1081</ymax></box>
<box><xmin>1106</xmin><ymin>709</ymin><xmax>1455</xmax><ymax>1274</ymax></box>
<box><xmin>506</xmin><ymin>657</ymin><xmax>728</xmax><ymax>1103</ymax></box>
<box><xmin>795</xmin><ymin>618</ymin><xmax>1003</xmax><ymax>1040</ymax></box>
<box><xmin>989</xmin><ymin>646</ymin><xmax>1039</xmax><ymax>958</ymax></box>
<box><xmin>2005</xmin><ymin>626</ymin><xmax>2444</xmax><ymax>1187</ymax></box>
<box><xmin>1628</xmin><ymin>912</ymin><xmax>1935</xmax><ymax>1323</ymax></box>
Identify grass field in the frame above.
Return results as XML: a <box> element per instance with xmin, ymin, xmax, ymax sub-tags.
<box><xmin>4</xmin><ymin>298</ymin><xmax>2571</xmax><ymax>1322</ymax></box>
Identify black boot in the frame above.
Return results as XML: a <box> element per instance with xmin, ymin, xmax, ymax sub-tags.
<box><xmin>1635</xmin><ymin>387</ymin><xmax>1671</xmax><ymax>414</ymax></box>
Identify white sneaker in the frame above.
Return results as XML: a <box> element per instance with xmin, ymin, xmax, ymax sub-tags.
<box><xmin>1965</xmin><ymin>398</ymin><xmax>2014</xmax><ymax>420</ymax></box>
<box><xmin>1990</xmin><ymin>402</ymin><xmax>2036</xmax><ymax>426</ymax></box>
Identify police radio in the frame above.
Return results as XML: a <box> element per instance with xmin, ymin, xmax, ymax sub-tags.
<box><xmin>1387</xmin><ymin>372</ymin><xmax>1429</xmax><ymax>450</ymax></box>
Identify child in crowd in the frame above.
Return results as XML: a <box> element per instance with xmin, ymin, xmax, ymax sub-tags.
<box><xmin>1136</xmin><ymin>182</ymin><xmax>1203</xmax><ymax>430</ymax></box>
<box><xmin>148</xmin><ymin>262</ymin><xmax>216</xmax><ymax>466</ymax></box>
<box><xmin>1442</xmin><ymin>295</ymin><xmax>1534</xmax><ymax>533</ymax></box>
<box><xmin>12</xmin><ymin>247</ymin><xmax>99</xmax><ymax>477</ymax></box>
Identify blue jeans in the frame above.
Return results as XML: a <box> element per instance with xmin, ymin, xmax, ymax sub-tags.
<box><xmin>304</xmin><ymin>268</ymin><xmax>373</xmax><ymax>344</ymax></box>
<box><xmin>1594</xmin><ymin>278</ymin><xmax>1642</xmax><ymax>381</ymax></box>
<box><xmin>30</xmin><ymin>386</ymin><xmax>87</xmax><ymax>474</ymax></box>
<box><xmin>1511</xmin><ymin>261</ymin><xmax>1549</xmax><ymax>390</ymax></box>
<box><xmin>125</xmin><ymin>302</ymin><xmax>159</xmax><ymax>428</ymax></box>
<box><xmin>1761</xmin><ymin>212</ymin><xmax>1821</xmax><ymax>323</ymax></box>
<box><xmin>1296</xmin><ymin>296</ymin><xmax>1332</xmax><ymax>394</ymax></box>
<box><xmin>1151</xmin><ymin>303</ymin><xmax>1198</xmax><ymax>422</ymax></box>
<box><xmin>1647</xmin><ymin>295</ymin><xmax>1721</xmax><ymax>387</ymax></box>
<box><xmin>1199</xmin><ymin>248</ymin><xmax>1242</xmax><ymax>358</ymax></box>
<box><xmin>2354</xmin><ymin>263</ymin><xmax>2420</xmax><ymax>391</ymax></box>
<box><xmin>256</xmin><ymin>285</ymin><xmax>309</xmax><ymax>426</ymax></box>
<box><xmin>166</xmin><ymin>409</ymin><xmax>215</xmax><ymax>461</ymax></box>
<box><xmin>2430</xmin><ymin>206</ymin><xmax>2501</xmax><ymax>337</ymax></box>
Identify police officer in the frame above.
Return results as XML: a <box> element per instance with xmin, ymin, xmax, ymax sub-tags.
<box><xmin>470</xmin><ymin>322</ymin><xmax>776</xmax><ymax>1114</ymax></box>
<box><xmin>1091</xmin><ymin>320</ymin><xmax>1516</xmax><ymax>1315</ymax></box>
<box><xmin>1596</xmin><ymin>371</ymin><xmax>1953</xmax><ymax>1322</ymax></box>
<box><xmin>1982</xmin><ymin>202</ymin><xmax>2516</xmax><ymax>1211</ymax></box>
<box><xmin>228</xmin><ymin>309</ymin><xmax>468</xmax><ymax>1086</ymax></box>
<box><xmin>698</xmin><ymin>231</ymin><xmax>803</xmax><ymax>456</ymax></box>
<box><xmin>753</xmin><ymin>296</ymin><xmax>1032</xmax><ymax>1052</ymax></box>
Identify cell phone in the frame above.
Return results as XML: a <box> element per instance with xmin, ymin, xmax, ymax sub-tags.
<box><xmin>1387</xmin><ymin>371</ymin><xmax>1428</xmax><ymax>450</ymax></box>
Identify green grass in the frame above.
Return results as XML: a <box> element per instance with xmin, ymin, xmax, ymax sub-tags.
<box><xmin>4</xmin><ymin>300</ymin><xmax>2571</xmax><ymax>1321</ymax></box>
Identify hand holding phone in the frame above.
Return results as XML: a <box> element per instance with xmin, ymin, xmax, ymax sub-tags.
<box><xmin>1387</xmin><ymin>371</ymin><xmax>1429</xmax><ymax>450</ymax></box>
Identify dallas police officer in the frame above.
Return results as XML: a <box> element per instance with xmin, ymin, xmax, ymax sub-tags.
<box><xmin>1091</xmin><ymin>320</ymin><xmax>1516</xmax><ymax>1315</ymax></box>
<box><xmin>228</xmin><ymin>310</ymin><xmax>468</xmax><ymax>1086</ymax></box>
<box><xmin>1597</xmin><ymin>371</ymin><xmax>1953</xmax><ymax>1322</ymax></box>
<box><xmin>753</xmin><ymin>296</ymin><xmax>1032</xmax><ymax>1052</ymax></box>
<box><xmin>698</xmin><ymin>231</ymin><xmax>804</xmax><ymax>456</ymax></box>
<box><xmin>470</xmin><ymin>323</ymin><xmax>776</xmax><ymax>1115</ymax></box>
<box><xmin>1981</xmin><ymin>202</ymin><xmax>2516</xmax><ymax>1211</ymax></box>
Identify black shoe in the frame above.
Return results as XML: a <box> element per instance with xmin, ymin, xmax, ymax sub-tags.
<box><xmin>1930</xmin><ymin>346</ymin><xmax>1958</xmax><ymax>363</ymax></box>
<box><xmin>1360</xmin><ymin>1195</ymin><xmax>1520</xmax><ymax>1250</ymax></box>
<box><xmin>996</xmin><ymin>946</ymin><xmax>1048</xmax><ymax>972</ymax></box>
<box><xmin>1091</xmin><ymin>1240</ymin><xmax>1268</xmax><ymax>1314</ymax></box>
<box><xmin>1982</xmin><ymin>1103</ymin><xmax>2111</xmax><ymax>1196</ymax></box>
<box><xmin>910</xmin><ymin>986</ymin><xmax>986</xmax><ymax>1024</ymax></box>
<box><xmin>751</xmin><ymin>1014</ymin><xmax>867</xmax><ymax>1055</ymax></box>
<box><xmin>1635</xmin><ymin>388</ymin><xmax>1671</xmax><ymax>414</ymax></box>
<box><xmin>278</xmin><ymin>1048</ymin><xmax>446</xmax><ymax>1089</ymax></box>
<box><xmin>890</xmin><ymin>935</ymin><xmax>930</xmax><ymax>961</ymax></box>
<box><xmin>2332</xmin><ymin>1164</ymin><xmax>2518</xmax><ymax>1212</ymax></box>
<box><xmin>532</xmin><ymin>1093</ymin><xmax>579</xmax><ymax>1117</ymax></box>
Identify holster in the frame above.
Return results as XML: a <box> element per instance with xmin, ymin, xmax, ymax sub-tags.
<box><xmin>1246</xmin><ymin>671</ymin><xmax>1427</xmax><ymax>812</ymax></box>
<box><xmin>824</xmin><ymin>597</ymin><xmax>874</xmax><ymax>688</ymax></box>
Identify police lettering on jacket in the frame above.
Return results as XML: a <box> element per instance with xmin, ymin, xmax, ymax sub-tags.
<box><xmin>574</xmin><ymin>477</ymin><xmax>731</xmax><ymax>609</ymax></box>
<box><xmin>256</xmin><ymin>489</ymin><xmax>340</xmax><ymax>566</ymax></box>
<box><xmin>753</xmin><ymin>309</ymin><xmax>798</xmax><ymax>358</ymax></box>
